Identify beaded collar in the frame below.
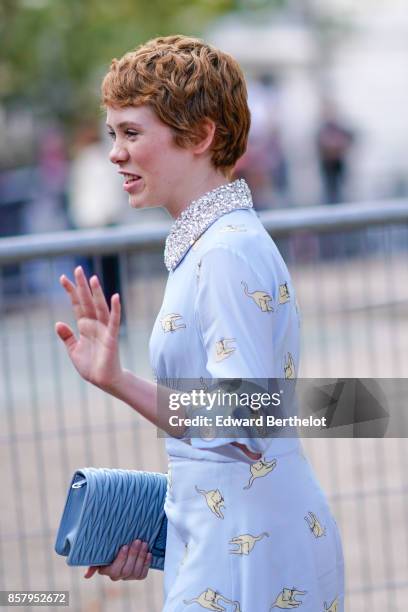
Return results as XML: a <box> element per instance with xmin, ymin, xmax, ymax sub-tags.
<box><xmin>164</xmin><ymin>178</ymin><xmax>253</xmax><ymax>271</ymax></box>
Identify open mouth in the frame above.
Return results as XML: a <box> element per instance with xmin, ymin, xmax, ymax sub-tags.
<box><xmin>122</xmin><ymin>173</ymin><xmax>141</xmax><ymax>184</ymax></box>
<box><xmin>121</xmin><ymin>173</ymin><xmax>142</xmax><ymax>192</ymax></box>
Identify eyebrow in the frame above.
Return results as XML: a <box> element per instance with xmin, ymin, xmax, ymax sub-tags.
<box><xmin>106</xmin><ymin>121</ymin><xmax>143</xmax><ymax>130</ymax></box>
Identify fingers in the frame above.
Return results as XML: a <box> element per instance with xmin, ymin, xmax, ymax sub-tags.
<box><xmin>84</xmin><ymin>566</ymin><xmax>99</xmax><ymax>579</ymax></box>
<box><xmin>89</xmin><ymin>275</ymin><xmax>110</xmax><ymax>325</ymax></box>
<box><xmin>121</xmin><ymin>540</ymin><xmax>150</xmax><ymax>580</ymax></box>
<box><xmin>74</xmin><ymin>267</ymin><xmax>96</xmax><ymax>319</ymax></box>
<box><xmin>90</xmin><ymin>541</ymin><xmax>151</xmax><ymax>581</ymax></box>
<box><xmin>60</xmin><ymin>269</ymin><xmax>115</xmax><ymax>328</ymax></box>
<box><xmin>60</xmin><ymin>274</ymin><xmax>83</xmax><ymax>322</ymax></box>
<box><xmin>97</xmin><ymin>544</ymin><xmax>128</xmax><ymax>581</ymax></box>
<box><xmin>55</xmin><ymin>322</ymin><xmax>77</xmax><ymax>352</ymax></box>
<box><xmin>231</xmin><ymin>441</ymin><xmax>262</xmax><ymax>461</ymax></box>
<box><xmin>108</xmin><ymin>294</ymin><xmax>121</xmax><ymax>337</ymax></box>
<box><xmin>141</xmin><ymin>553</ymin><xmax>152</xmax><ymax>579</ymax></box>
<box><xmin>125</xmin><ymin>552</ymin><xmax>151</xmax><ymax>580</ymax></box>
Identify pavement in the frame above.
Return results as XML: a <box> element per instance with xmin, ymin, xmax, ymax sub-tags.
<box><xmin>1</xmin><ymin>254</ymin><xmax>407</xmax><ymax>611</ymax></box>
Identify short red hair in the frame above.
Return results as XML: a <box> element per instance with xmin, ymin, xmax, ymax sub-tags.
<box><xmin>101</xmin><ymin>35</ymin><xmax>250</xmax><ymax>176</ymax></box>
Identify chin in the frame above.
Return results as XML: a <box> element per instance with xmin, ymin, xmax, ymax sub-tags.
<box><xmin>129</xmin><ymin>198</ymin><xmax>146</xmax><ymax>209</ymax></box>
<box><xmin>128</xmin><ymin>194</ymin><xmax>148</xmax><ymax>209</ymax></box>
<box><xmin>129</xmin><ymin>192</ymin><xmax>162</xmax><ymax>210</ymax></box>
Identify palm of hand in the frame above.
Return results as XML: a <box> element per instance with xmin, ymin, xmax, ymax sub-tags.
<box><xmin>73</xmin><ymin>318</ymin><xmax>119</xmax><ymax>385</ymax></box>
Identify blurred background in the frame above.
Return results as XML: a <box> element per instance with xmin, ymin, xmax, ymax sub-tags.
<box><xmin>0</xmin><ymin>0</ymin><xmax>407</xmax><ymax>611</ymax></box>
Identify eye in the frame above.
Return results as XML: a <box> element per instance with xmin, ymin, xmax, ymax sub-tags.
<box><xmin>107</xmin><ymin>130</ymin><xmax>116</xmax><ymax>140</ymax></box>
<box><xmin>125</xmin><ymin>130</ymin><xmax>139</xmax><ymax>139</ymax></box>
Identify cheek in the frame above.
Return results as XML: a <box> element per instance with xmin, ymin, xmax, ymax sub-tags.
<box><xmin>136</xmin><ymin>144</ymin><xmax>167</xmax><ymax>176</ymax></box>
<box><xmin>162</xmin><ymin>146</ymin><xmax>192</xmax><ymax>177</ymax></box>
<box><xmin>130</xmin><ymin>135</ymin><xmax>189</xmax><ymax>185</ymax></box>
<box><xmin>150</xmin><ymin>149</ymin><xmax>184</xmax><ymax>183</ymax></box>
<box><xmin>129</xmin><ymin>143</ymin><xmax>151</xmax><ymax>167</ymax></box>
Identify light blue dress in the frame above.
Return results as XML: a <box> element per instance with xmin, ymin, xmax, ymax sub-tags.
<box><xmin>149</xmin><ymin>180</ymin><xmax>344</xmax><ymax>612</ymax></box>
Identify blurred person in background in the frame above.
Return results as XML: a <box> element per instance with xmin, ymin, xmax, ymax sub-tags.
<box><xmin>236</xmin><ymin>77</ymin><xmax>288</xmax><ymax>210</ymax></box>
<box><xmin>0</xmin><ymin>126</ymin><xmax>69</xmax><ymax>296</ymax></box>
<box><xmin>29</xmin><ymin>127</ymin><xmax>69</xmax><ymax>233</ymax></box>
<box><xmin>317</xmin><ymin>101</ymin><xmax>354</xmax><ymax>205</ymax></box>
<box><xmin>68</xmin><ymin>121</ymin><xmax>125</xmax><ymax>308</ymax></box>
<box><xmin>56</xmin><ymin>35</ymin><xmax>344</xmax><ymax>611</ymax></box>
<box><xmin>317</xmin><ymin>102</ymin><xmax>356</xmax><ymax>259</ymax></box>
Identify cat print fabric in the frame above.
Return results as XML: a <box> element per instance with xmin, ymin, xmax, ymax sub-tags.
<box><xmin>149</xmin><ymin>207</ymin><xmax>301</xmax><ymax>460</ymax></box>
<box><xmin>149</xmin><ymin>201</ymin><xmax>344</xmax><ymax>610</ymax></box>
<box><xmin>163</xmin><ymin>455</ymin><xmax>344</xmax><ymax>611</ymax></box>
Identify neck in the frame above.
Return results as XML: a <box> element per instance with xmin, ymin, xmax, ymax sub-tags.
<box><xmin>165</xmin><ymin>168</ymin><xmax>230</xmax><ymax>219</ymax></box>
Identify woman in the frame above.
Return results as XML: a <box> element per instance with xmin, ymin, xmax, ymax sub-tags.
<box><xmin>56</xmin><ymin>35</ymin><xmax>344</xmax><ymax>611</ymax></box>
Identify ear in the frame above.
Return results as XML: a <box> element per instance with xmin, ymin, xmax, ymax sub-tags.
<box><xmin>191</xmin><ymin>118</ymin><xmax>216</xmax><ymax>156</ymax></box>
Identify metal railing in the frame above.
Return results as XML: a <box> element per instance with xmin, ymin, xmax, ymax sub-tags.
<box><xmin>0</xmin><ymin>200</ymin><xmax>407</xmax><ymax>612</ymax></box>
<box><xmin>1</xmin><ymin>198</ymin><xmax>407</xmax><ymax>262</ymax></box>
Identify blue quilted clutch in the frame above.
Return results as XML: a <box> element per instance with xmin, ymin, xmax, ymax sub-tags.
<box><xmin>55</xmin><ymin>468</ymin><xmax>168</xmax><ymax>570</ymax></box>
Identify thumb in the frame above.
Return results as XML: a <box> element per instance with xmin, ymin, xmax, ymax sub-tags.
<box><xmin>55</xmin><ymin>322</ymin><xmax>77</xmax><ymax>350</ymax></box>
<box><xmin>84</xmin><ymin>566</ymin><xmax>99</xmax><ymax>579</ymax></box>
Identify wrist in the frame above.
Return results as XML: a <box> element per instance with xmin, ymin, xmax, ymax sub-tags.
<box><xmin>99</xmin><ymin>368</ymin><xmax>128</xmax><ymax>397</ymax></box>
<box><xmin>231</xmin><ymin>441</ymin><xmax>262</xmax><ymax>461</ymax></box>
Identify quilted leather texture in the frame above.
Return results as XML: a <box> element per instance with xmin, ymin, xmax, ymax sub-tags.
<box><xmin>55</xmin><ymin>468</ymin><xmax>167</xmax><ymax>570</ymax></box>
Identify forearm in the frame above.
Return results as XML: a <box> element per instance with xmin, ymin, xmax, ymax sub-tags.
<box><xmin>104</xmin><ymin>369</ymin><xmax>186</xmax><ymax>437</ymax></box>
<box><xmin>104</xmin><ymin>371</ymin><xmax>259</xmax><ymax>458</ymax></box>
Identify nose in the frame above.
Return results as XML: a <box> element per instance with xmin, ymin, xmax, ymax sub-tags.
<box><xmin>109</xmin><ymin>141</ymin><xmax>129</xmax><ymax>164</ymax></box>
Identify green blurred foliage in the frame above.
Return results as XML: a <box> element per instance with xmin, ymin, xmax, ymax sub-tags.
<box><xmin>0</xmin><ymin>0</ymin><xmax>238</xmax><ymax>123</ymax></box>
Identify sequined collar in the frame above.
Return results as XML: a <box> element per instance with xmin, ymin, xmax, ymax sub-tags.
<box><xmin>164</xmin><ymin>179</ymin><xmax>253</xmax><ymax>271</ymax></box>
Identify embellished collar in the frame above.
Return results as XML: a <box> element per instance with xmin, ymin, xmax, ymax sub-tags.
<box><xmin>164</xmin><ymin>178</ymin><xmax>253</xmax><ymax>271</ymax></box>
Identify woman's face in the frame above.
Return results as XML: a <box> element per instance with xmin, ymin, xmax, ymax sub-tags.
<box><xmin>106</xmin><ymin>105</ymin><xmax>195</xmax><ymax>211</ymax></box>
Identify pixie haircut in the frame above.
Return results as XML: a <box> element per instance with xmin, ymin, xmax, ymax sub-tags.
<box><xmin>101</xmin><ymin>35</ymin><xmax>250</xmax><ymax>175</ymax></box>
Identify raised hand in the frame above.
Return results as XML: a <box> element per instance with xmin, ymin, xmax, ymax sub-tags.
<box><xmin>55</xmin><ymin>266</ymin><xmax>123</xmax><ymax>391</ymax></box>
<box><xmin>84</xmin><ymin>540</ymin><xmax>152</xmax><ymax>581</ymax></box>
